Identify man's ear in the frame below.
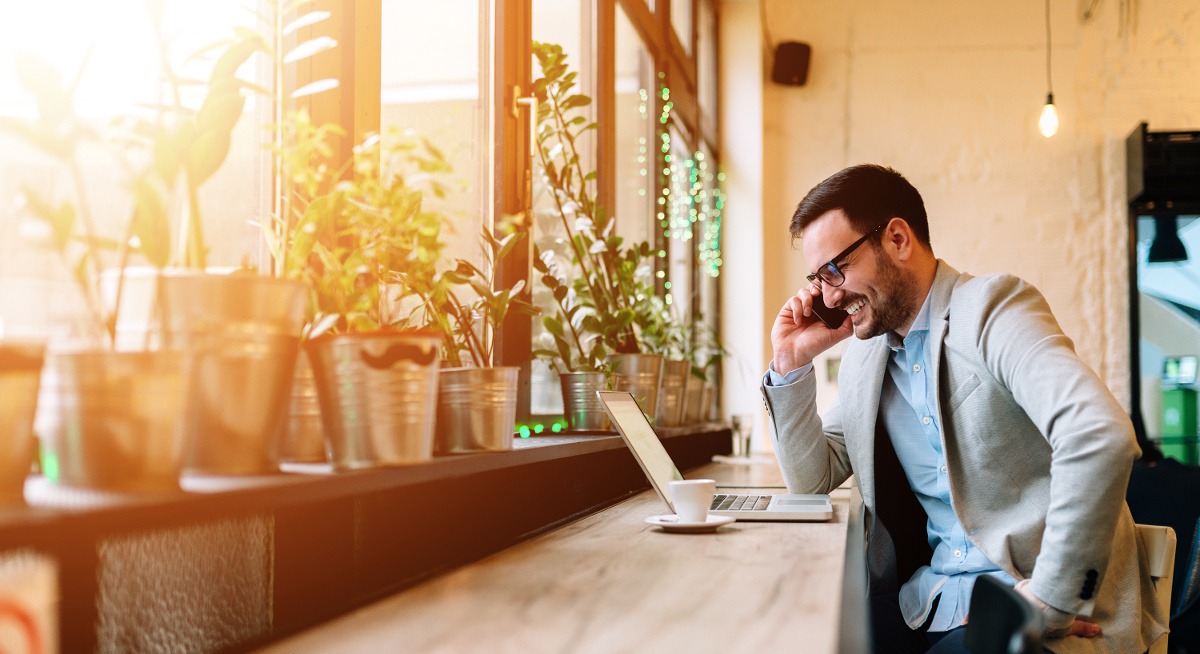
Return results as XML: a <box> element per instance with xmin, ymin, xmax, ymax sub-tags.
<box><xmin>885</xmin><ymin>217</ymin><xmax>916</xmax><ymax>262</ymax></box>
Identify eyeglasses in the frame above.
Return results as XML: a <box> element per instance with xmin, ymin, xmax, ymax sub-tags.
<box><xmin>805</xmin><ymin>226</ymin><xmax>883</xmax><ymax>287</ymax></box>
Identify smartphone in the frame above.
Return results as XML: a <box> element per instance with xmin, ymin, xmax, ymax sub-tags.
<box><xmin>811</xmin><ymin>293</ymin><xmax>848</xmax><ymax>329</ymax></box>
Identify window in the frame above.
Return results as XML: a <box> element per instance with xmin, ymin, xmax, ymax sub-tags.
<box><xmin>381</xmin><ymin>0</ymin><xmax>489</xmax><ymax>268</ymax></box>
<box><xmin>614</xmin><ymin>2</ymin><xmax>657</xmax><ymax>250</ymax></box>
<box><xmin>0</xmin><ymin>0</ymin><xmax>268</xmax><ymax>341</ymax></box>
<box><xmin>1</xmin><ymin>0</ymin><xmax>723</xmax><ymax>423</ymax></box>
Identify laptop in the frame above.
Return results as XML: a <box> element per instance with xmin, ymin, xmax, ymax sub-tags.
<box><xmin>596</xmin><ymin>391</ymin><xmax>834</xmax><ymax>522</ymax></box>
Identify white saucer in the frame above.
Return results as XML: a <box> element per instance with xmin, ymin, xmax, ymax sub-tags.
<box><xmin>645</xmin><ymin>514</ymin><xmax>735</xmax><ymax>533</ymax></box>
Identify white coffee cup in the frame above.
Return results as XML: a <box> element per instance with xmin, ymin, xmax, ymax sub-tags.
<box><xmin>669</xmin><ymin>479</ymin><xmax>717</xmax><ymax>523</ymax></box>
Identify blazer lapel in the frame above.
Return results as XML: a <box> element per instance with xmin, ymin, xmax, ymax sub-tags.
<box><xmin>927</xmin><ymin>260</ymin><xmax>962</xmax><ymax>433</ymax></box>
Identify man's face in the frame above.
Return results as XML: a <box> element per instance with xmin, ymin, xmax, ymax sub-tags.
<box><xmin>801</xmin><ymin>209</ymin><xmax>918</xmax><ymax>339</ymax></box>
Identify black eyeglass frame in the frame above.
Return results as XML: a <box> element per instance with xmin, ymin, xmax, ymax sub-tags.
<box><xmin>805</xmin><ymin>225</ymin><xmax>884</xmax><ymax>287</ymax></box>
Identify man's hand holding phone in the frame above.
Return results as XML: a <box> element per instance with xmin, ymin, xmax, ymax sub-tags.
<box><xmin>771</xmin><ymin>285</ymin><xmax>853</xmax><ymax>375</ymax></box>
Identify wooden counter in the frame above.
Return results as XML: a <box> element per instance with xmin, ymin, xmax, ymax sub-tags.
<box><xmin>262</xmin><ymin>458</ymin><xmax>865</xmax><ymax>654</ymax></box>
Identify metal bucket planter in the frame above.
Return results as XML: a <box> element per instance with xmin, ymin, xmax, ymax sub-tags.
<box><xmin>158</xmin><ymin>273</ymin><xmax>306</xmax><ymax>475</ymax></box>
<box><xmin>701</xmin><ymin>383</ymin><xmax>716</xmax><ymax>423</ymax></box>
<box><xmin>436</xmin><ymin>367</ymin><xmax>519</xmax><ymax>453</ymax></box>
<box><xmin>559</xmin><ymin>371</ymin><xmax>611</xmax><ymax>432</ymax></box>
<box><xmin>277</xmin><ymin>354</ymin><xmax>327</xmax><ymax>463</ymax></box>
<box><xmin>0</xmin><ymin>343</ymin><xmax>44</xmax><ymax>503</ymax></box>
<box><xmin>610</xmin><ymin>353</ymin><xmax>664</xmax><ymax>422</ymax></box>
<box><xmin>655</xmin><ymin>359</ymin><xmax>690</xmax><ymax>427</ymax></box>
<box><xmin>307</xmin><ymin>332</ymin><xmax>440</xmax><ymax>469</ymax></box>
<box><xmin>683</xmin><ymin>373</ymin><xmax>706</xmax><ymax>424</ymax></box>
<box><xmin>37</xmin><ymin>350</ymin><xmax>190</xmax><ymax>492</ymax></box>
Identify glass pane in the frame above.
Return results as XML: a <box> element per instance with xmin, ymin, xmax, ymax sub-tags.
<box><xmin>1136</xmin><ymin>215</ymin><xmax>1200</xmax><ymax>457</ymax></box>
<box><xmin>696</xmin><ymin>146</ymin><xmax>723</xmax><ymax>395</ymax></box>
<box><xmin>0</xmin><ymin>0</ymin><xmax>269</xmax><ymax>341</ymax></box>
<box><xmin>665</xmin><ymin>125</ymin><xmax>693</xmax><ymax>317</ymax></box>
<box><xmin>615</xmin><ymin>3</ymin><xmax>657</xmax><ymax>252</ymax></box>
<box><xmin>530</xmin><ymin>0</ymin><xmax>590</xmax><ymax>416</ymax></box>
<box><xmin>671</xmin><ymin>0</ymin><xmax>693</xmax><ymax>55</ymax></box>
<box><xmin>381</xmin><ymin>0</ymin><xmax>486</xmax><ymax>271</ymax></box>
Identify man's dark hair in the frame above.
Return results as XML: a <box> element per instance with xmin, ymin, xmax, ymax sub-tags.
<box><xmin>789</xmin><ymin>164</ymin><xmax>931</xmax><ymax>248</ymax></box>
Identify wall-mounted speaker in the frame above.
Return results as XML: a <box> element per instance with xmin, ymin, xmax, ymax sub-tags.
<box><xmin>771</xmin><ymin>41</ymin><xmax>811</xmax><ymax>86</ymax></box>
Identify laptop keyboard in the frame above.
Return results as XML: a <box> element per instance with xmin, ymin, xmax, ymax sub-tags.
<box><xmin>711</xmin><ymin>494</ymin><xmax>772</xmax><ymax>511</ymax></box>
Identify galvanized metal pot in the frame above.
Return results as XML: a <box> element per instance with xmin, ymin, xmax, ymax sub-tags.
<box><xmin>683</xmin><ymin>373</ymin><xmax>706</xmax><ymax>424</ymax></box>
<box><xmin>307</xmin><ymin>332</ymin><xmax>440</xmax><ymax>469</ymax></box>
<box><xmin>559</xmin><ymin>371</ymin><xmax>611</xmax><ymax>432</ymax></box>
<box><xmin>158</xmin><ymin>273</ymin><xmax>306</xmax><ymax>475</ymax></box>
<box><xmin>436</xmin><ymin>366</ymin><xmax>519</xmax><ymax>453</ymax></box>
<box><xmin>107</xmin><ymin>269</ymin><xmax>307</xmax><ymax>475</ymax></box>
<box><xmin>0</xmin><ymin>343</ymin><xmax>44</xmax><ymax>503</ymax></box>
<box><xmin>609</xmin><ymin>353</ymin><xmax>664</xmax><ymax>422</ymax></box>
<box><xmin>655</xmin><ymin>359</ymin><xmax>690</xmax><ymax>427</ymax></box>
<box><xmin>277</xmin><ymin>354</ymin><xmax>327</xmax><ymax>463</ymax></box>
<box><xmin>37</xmin><ymin>350</ymin><xmax>190</xmax><ymax>491</ymax></box>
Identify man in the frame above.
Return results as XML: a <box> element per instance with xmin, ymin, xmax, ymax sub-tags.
<box><xmin>761</xmin><ymin>164</ymin><xmax>1166</xmax><ymax>653</ymax></box>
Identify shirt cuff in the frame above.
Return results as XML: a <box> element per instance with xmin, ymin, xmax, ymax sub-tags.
<box><xmin>765</xmin><ymin>361</ymin><xmax>813</xmax><ymax>387</ymax></box>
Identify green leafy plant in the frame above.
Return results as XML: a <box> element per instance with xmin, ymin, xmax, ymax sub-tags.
<box><xmin>280</xmin><ymin>113</ymin><xmax>451</xmax><ymax>338</ymax></box>
<box><xmin>530</xmin><ymin>41</ymin><xmax>658</xmax><ymax>362</ymax></box>
<box><xmin>412</xmin><ymin>216</ymin><xmax>539</xmax><ymax>369</ymax></box>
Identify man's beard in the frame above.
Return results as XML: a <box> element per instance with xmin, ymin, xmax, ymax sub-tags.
<box><xmin>852</xmin><ymin>249</ymin><xmax>918</xmax><ymax>340</ymax></box>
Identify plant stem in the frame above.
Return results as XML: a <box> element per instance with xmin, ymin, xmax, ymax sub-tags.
<box><xmin>68</xmin><ymin>160</ymin><xmax>113</xmax><ymax>348</ymax></box>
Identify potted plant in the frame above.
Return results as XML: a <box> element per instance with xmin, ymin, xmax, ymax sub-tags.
<box><xmin>0</xmin><ymin>50</ymin><xmax>200</xmax><ymax>490</ymax></box>
<box><xmin>637</xmin><ymin>296</ymin><xmax>692</xmax><ymax>428</ymax></box>
<box><xmin>682</xmin><ymin>318</ymin><xmax>726</xmax><ymax>424</ymax></box>
<box><xmin>0</xmin><ymin>343</ymin><xmax>45</xmax><ymax>502</ymax></box>
<box><xmin>533</xmin><ymin>248</ymin><xmax>612</xmax><ymax>431</ymax></box>
<box><xmin>531</xmin><ymin>40</ymin><xmax>664</xmax><ymax>422</ymax></box>
<box><xmin>410</xmin><ymin>215</ymin><xmax>538</xmax><ymax>453</ymax></box>
<box><xmin>258</xmin><ymin>0</ymin><xmax>346</xmax><ymax>465</ymax></box>
<box><xmin>102</xmin><ymin>17</ymin><xmax>308</xmax><ymax>477</ymax></box>
<box><xmin>280</xmin><ymin>113</ymin><xmax>450</xmax><ymax>469</ymax></box>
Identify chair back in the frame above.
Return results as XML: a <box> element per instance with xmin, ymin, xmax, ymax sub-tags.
<box><xmin>1137</xmin><ymin>523</ymin><xmax>1176</xmax><ymax>654</ymax></box>
<box><xmin>964</xmin><ymin>575</ymin><xmax>1043</xmax><ymax>654</ymax></box>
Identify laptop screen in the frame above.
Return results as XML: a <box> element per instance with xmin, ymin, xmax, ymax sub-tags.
<box><xmin>597</xmin><ymin>391</ymin><xmax>684</xmax><ymax>509</ymax></box>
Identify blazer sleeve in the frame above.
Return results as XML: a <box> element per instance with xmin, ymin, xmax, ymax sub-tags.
<box><xmin>761</xmin><ymin>369</ymin><xmax>853</xmax><ymax>494</ymax></box>
<box><xmin>962</xmin><ymin>274</ymin><xmax>1140</xmax><ymax>615</ymax></box>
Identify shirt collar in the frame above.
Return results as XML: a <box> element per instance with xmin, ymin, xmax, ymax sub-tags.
<box><xmin>887</xmin><ymin>286</ymin><xmax>934</xmax><ymax>352</ymax></box>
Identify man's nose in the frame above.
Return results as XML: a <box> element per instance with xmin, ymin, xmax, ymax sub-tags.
<box><xmin>822</xmin><ymin>285</ymin><xmax>846</xmax><ymax>307</ymax></box>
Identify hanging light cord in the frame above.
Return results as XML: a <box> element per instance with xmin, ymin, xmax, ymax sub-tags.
<box><xmin>1044</xmin><ymin>0</ymin><xmax>1053</xmax><ymax>96</ymax></box>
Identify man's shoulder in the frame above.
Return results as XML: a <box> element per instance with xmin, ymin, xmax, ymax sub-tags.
<box><xmin>948</xmin><ymin>270</ymin><xmax>1044</xmax><ymax>310</ymax></box>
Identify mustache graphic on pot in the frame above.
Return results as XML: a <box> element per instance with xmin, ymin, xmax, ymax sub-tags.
<box><xmin>360</xmin><ymin>343</ymin><xmax>438</xmax><ymax>369</ymax></box>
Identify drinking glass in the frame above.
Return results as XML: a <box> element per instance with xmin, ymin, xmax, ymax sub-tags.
<box><xmin>730</xmin><ymin>414</ymin><xmax>753</xmax><ymax>457</ymax></box>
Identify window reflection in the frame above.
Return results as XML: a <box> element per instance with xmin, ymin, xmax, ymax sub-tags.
<box><xmin>1137</xmin><ymin>215</ymin><xmax>1200</xmax><ymax>454</ymax></box>
<box><xmin>615</xmin><ymin>3</ymin><xmax>656</xmax><ymax>253</ymax></box>
<box><xmin>381</xmin><ymin>0</ymin><xmax>487</xmax><ymax>270</ymax></box>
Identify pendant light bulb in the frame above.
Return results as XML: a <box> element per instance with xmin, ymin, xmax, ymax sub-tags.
<box><xmin>1039</xmin><ymin>93</ymin><xmax>1059</xmax><ymax>138</ymax></box>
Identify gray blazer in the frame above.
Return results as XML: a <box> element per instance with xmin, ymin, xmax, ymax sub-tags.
<box><xmin>761</xmin><ymin>261</ymin><xmax>1167</xmax><ymax>653</ymax></box>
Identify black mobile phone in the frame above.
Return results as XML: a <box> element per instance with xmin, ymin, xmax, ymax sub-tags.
<box><xmin>811</xmin><ymin>294</ymin><xmax>848</xmax><ymax>329</ymax></box>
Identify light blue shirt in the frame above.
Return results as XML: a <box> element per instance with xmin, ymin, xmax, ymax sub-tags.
<box><xmin>767</xmin><ymin>291</ymin><xmax>1013</xmax><ymax>632</ymax></box>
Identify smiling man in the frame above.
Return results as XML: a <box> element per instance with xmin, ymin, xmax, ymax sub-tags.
<box><xmin>761</xmin><ymin>164</ymin><xmax>1166</xmax><ymax>653</ymax></box>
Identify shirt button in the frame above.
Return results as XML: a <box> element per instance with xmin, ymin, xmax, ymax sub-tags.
<box><xmin>940</xmin><ymin>465</ymin><xmax>948</xmax><ymax>473</ymax></box>
<box><xmin>953</xmin><ymin>549</ymin><xmax>963</xmax><ymax>558</ymax></box>
<box><xmin>913</xmin><ymin>364</ymin><xmax>921</xmax><ymax>372</ymax></box>
<box><xmin>922</xmin><ymin>416</ymin><xmax>931</xmax><ymax>425</ymax></box>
